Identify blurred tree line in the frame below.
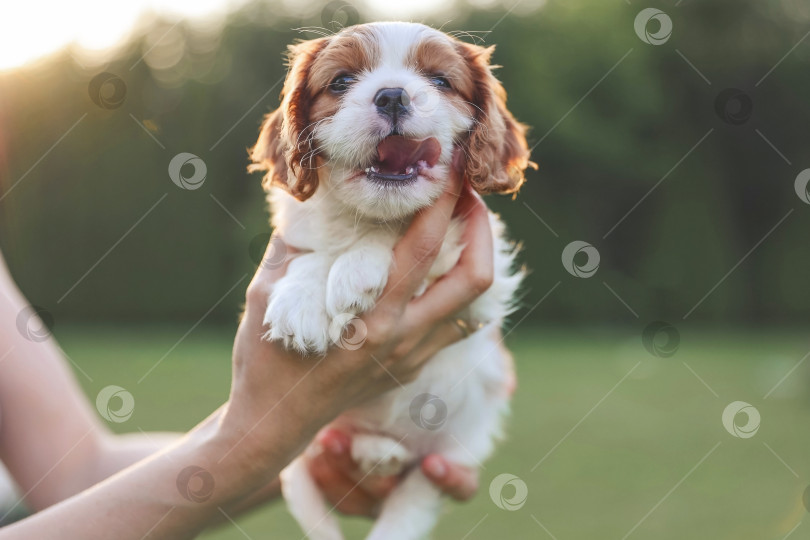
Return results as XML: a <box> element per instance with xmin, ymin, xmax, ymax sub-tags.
<box><xmin>0</xmin><ymin>0</ymin><xmax>808</xmax><ymax>327</ymax></box>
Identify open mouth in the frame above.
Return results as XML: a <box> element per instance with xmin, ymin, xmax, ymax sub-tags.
<box><xmin>365</xmin><ymin>136</ymin><xmax>441</xmax><ymax>185</ymax></box>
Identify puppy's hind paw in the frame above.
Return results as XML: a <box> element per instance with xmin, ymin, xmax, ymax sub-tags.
<box><xmin>351</xmin><ymin>434</ymin><xmax>414</xmax><ymax>477</ymax></box>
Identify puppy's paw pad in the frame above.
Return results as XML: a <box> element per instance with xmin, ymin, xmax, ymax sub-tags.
<box><xmin>351</xmin><ymin>434</ymin><xmax>414</xmax><ymax>476</ymax></box>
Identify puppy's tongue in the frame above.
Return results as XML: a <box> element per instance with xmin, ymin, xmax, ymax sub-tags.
<box><xmin>375</xmin><ymin>136</ymin><xmax>441</xmax><ymax>174</ymax></box>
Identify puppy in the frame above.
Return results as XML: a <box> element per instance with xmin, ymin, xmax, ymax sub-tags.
<box><xmin>249</xmin><ymin>22</ymin><xmax>532</xmax><ymax>540</ymax></box>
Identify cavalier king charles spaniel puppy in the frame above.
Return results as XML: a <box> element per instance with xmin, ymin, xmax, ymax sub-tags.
<box><xmin>249</xmin><ymin>21</ymin><xmax>532</xmax><ymax>540</ymax></box>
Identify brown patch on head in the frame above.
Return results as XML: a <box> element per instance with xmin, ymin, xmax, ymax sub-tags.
<box><xmin>250</xmin><ymin>25</ymin><xmax>532</xmax><ymax>200</ymax></box>
<box><xmin>410</xmin><ymin>35</ymin><xmax>534</xmax><ymax>195</ymax></box>
<box><xmin>407</xmin><ymin>35</ymin><xmax>476</xmax><ymax>98</ymax></box>
<box><xmin>249</xmin><ymin>27</ymin><xmax>380</xmax><ymax>201</ymax></box>
<box><xmin>456</xmin><ymin>42</ymin><xmax>534</xmax><ymax>194</ymax></box>
<box><xmin>308</xmin><ymin>26</ymin><xmax>380</xmax><ymax>92</ymax></box>
<box><xmin>249</xmin><ymin>37</ymin><xmax>329</xmax><ymax>200</ymax></box>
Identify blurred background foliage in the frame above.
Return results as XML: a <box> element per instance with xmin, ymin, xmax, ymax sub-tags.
<box><xmin>3</xmin><ymin>1</ymin><xmax>810</xmax><ymax>538</ymax></box>
<box><xmin>1</xmin><ymin>0</ymin><xmax>809</xmax><ymax>327</ymax></box>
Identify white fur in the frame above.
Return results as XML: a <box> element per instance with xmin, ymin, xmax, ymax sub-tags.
<box><xmin>265</xmin><ymin>22</ymin><xmax>521</xmax><ymax>540</ymax></box>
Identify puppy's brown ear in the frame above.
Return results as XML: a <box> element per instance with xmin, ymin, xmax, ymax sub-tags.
<box><xmin>248</xmin><ymin>38</ymin><xmax>329</xmax><ymax>201</ymax></box>
<box><xmin>457</xmin><ymin>43</ymin><xmax>535</xmax><ymax>195</ymax></box>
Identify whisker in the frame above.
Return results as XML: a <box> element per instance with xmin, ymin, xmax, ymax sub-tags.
<box><xmin>294</xmin><ymin>26</ymin><xmax>337</xmax><ymax>37</ymax></box>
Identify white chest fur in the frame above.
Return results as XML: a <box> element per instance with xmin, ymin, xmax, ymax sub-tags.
<box><xmin>269</xmin><ymin>187</ymin><xmax>520</xmax><ymax>540</ymax></box>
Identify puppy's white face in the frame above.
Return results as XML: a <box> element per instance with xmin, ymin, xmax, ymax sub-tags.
<box><xmin>251</xmin><ymin>22</ymin><xmax>532</xmax><ymax>220</ymax></box>
<box><xmin>312</xmin><ymin>24</ymin><xmax>473</xmax><ymax>219</ymax></box>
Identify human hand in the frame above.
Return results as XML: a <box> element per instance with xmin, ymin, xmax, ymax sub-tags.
<box><xmin>306</xmin><ymin>429</ymin><xmax>478</xmax><ymax>517</ymax></box>
<box><xmin>219</xmin><ymin>152</ymin><xmax>495</xmax><ymax>473</ymax></box>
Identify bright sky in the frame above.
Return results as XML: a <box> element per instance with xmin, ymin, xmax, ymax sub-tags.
<box><xmin>0</xmin><ymin>0</ymin><xmax>452</xmax><ymax>71</ymax></box>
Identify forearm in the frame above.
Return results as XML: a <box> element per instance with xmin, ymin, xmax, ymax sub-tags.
<box><xmin>94</xmin><ymin>432</ymin><xmax>182</xmax><ymax>483</ymax></box>
<box><xmin>94</xmin><ymin>426</ymin><xmax>284</xmax><ymax>526</ymax></box>
<box><xmin>0</xmin><ymin>405</ymin><xmax>308</xmax><ymax>539</ymax></box>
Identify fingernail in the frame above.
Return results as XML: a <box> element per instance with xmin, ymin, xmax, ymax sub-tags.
<box><xmin>425</xmin><ymin>457</ymin><xmax>447</xmax><ymax>479</ymax></box>
<box><xmin>327</xmin><ymin>438</ymin><xmax>345</xmax><ymax>455</ymax></box>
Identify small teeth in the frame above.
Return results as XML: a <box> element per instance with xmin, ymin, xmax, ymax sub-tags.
<box><xmin>405</xmin><ymin>166</ymin><xmax>414</xmax><ymax>174</ymax></box>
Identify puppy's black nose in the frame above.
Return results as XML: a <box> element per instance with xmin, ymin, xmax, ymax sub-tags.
<box><xmin>374</xmin><ymin>87</ymin><xmax>410</xmax><ymax>123</ymax></box>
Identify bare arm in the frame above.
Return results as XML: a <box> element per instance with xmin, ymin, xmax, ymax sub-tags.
<box><xmin>0</xmin><ymin>171</ymin><xmax>490</xmax><ymax>538</ymax></box>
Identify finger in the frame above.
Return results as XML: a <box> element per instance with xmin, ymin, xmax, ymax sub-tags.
<box><xmin>404</xmin><ymin>188</ymin><xmax>494</xmax><ymax>329</ymax></box>
<box><xmin>376</xmin><ymin>162</ymin><xmax>463</xmax><ymax>310</ymax></box>
<box><xmin>399</xmin><ymin>318</ymin><xmax>470</xmax><ymax>367</ymax></box>
<box><xmin>318</xmin><ymin>430</ymin><xmax>398</xmax><ymax>498</ymax></box>
<box><xmin>332</xmin><ymin>491</ymin><xmax>382</xmax><ymax>518</ymax></box>
<box><xmin>244</xmin><ymin>234</ymin><xmax>298</xmax><ymax>318</ymax></box>
<box><xmin>350</xmin><ymin>473</ymin><xmax>398</xmax><ymax>499</ymax></box>
<box><xmin>309</xmin><ymin>455</ymin><xmax>381</xmax><ymax>517</ymax></box>
<box><xmin>316</xmin><ymin>429</ymin><xmax>355</xmax><ymax>472</ymax></box>
<box><xmin>422</xmin><ymin>455</ymin><xmax>479</xmax><ymax>502</ymax></box>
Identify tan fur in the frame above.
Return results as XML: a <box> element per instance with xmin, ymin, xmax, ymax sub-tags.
<box><xmin>455</xmin><ymin>42</ymin><xmax>536</xmax><ymax>195</ymax></box>
<box><xmin>250</xmin><ymin>25</ymin><xmax>535</xmax><ymax>202</ymax></box>
<box><xmin>249</xmin><ymin>38</ymin><xmax>330</xmax><ymax>200</ymax></box>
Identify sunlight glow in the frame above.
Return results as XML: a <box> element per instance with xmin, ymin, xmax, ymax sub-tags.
<box><xmin>0</xmin><ymin>0</ymin><xmax>450</xmax><ymax>71</ymax></box>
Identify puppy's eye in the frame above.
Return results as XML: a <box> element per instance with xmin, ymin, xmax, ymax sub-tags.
<box><xmin>428</xmin><ymin>75</ymin><xmax>451</xmax><ymax>89</ymax></box>
<box><xmin>329</xmin><ymin>74</ymin><xmax>356</xmax><ymax>93</ymax></box>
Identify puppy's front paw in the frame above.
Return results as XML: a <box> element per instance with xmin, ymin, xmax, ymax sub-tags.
<box><xmin>326</xmin><ymin>247</ymin><xmax>391</xmax><ymax>318</ymax></box>
<box><xmin>263</xmin><ymin>288</ymin><xmax>330</xmax><ymax>355</ymax></box>
<box><xmin>351</xmin><ymin>434</ymin><xmax>414</xmax><ymax>477</ymax></box>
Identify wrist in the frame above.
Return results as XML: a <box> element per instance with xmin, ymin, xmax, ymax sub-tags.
<box><xmin>210</xmin><ymin>399</ymin><xmax>321</xmax><ymax>487</ymax></box>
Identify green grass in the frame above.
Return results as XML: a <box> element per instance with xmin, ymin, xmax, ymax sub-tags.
<box><xmin>55</xmin><ymin>325</ymin><xmax>810</xmax><ymax>540</ymax></box>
